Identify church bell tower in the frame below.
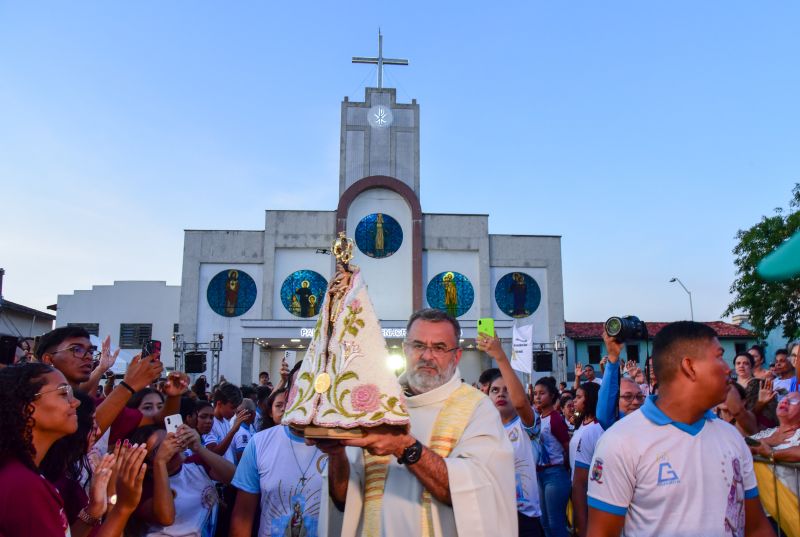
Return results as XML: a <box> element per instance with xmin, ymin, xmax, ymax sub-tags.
<box><xmin>339</xmin><ymin>32</ymin><xmax>420</xmax><ymax>197</ymax></box>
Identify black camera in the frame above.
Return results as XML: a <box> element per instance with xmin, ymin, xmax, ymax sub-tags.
<box><xmin>604</xmin><ymin>316</ymin><xmax>648</xmax><ymax>342</ymax></box>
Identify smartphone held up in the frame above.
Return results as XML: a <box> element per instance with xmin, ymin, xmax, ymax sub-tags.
<box><xmin>142</xmin><ymin>340</ymin><xmax>161</xmax><ymax>360</ymax></box>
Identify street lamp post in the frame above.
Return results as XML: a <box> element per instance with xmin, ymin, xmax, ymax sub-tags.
<box><xmin>669</xmin><ymin>277</ymin><xmax>694</xmax><ymax>321</ymax></box>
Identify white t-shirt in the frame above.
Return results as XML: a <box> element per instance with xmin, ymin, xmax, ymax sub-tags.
<box><xmin>232</xmin><ymin>422</ymin><xmax>255</xmax><ymax>457</ymax></box>
<box><xmin>539</xmin><ymin>412</ymin><xmax>569</xmax><ymax>466</ymax></box>
<box><xmin>203</xmin><ymin>416</ymin><xmax>236</xmax><ymax>464</ymax></box>
<box><xmin>504</xmin><ymin>415</ymin><xmax>541</xmax><ymax>518</ymax></box>
<box><xmin>587</xmin><ymin>396</ymin><xmax>759</xmax><ymax>537</ymax></box>
<box><xmin>569</xmin><ymin>420</ymin><xmax>604</xmax><ymax>479</ymax></box>
<box><xmin>750</xmin><ymin>427</ymin><xmax>800</xmax><ymax>492</ymax></box>
<box><xmin>232</xmin><ymin>426</ymin><xmax>328</xmax><ymax>537</ymax></box>
<box><xmin>588</xmin><ymin>377</ymin><xmax>603</xmax><ymax>387</ymax></box>
<box><xmin>144</xmin><ymin>461</ymin><xmax>218</xmax><ymax>537</ymax></box>
<box><xmin>773</xmin><ymin>377</ymin><xmax>795</xmax><ymax>401</ymax></box>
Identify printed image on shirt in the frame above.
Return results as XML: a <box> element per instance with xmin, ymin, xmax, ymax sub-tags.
<box><xmin>272</xmin><ymin>494</ymin><xmax>317</xmax><ymax>537</ymax></box>
<box><xmin>724</xmin><ymin>457</ymin><xmax>745</xmax><ymax>537</ymax></box>
<box><xmin>504</xmin><ymin>416</ymin><xmax>541</xmax><ymax>517</ymax></box>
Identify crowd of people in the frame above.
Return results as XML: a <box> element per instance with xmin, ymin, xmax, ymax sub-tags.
<box><xmin>1</xmin><ymin>313</ymin><xmax>798</xmax><ymax>536</ymax></box>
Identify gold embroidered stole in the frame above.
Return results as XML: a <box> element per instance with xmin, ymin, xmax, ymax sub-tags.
<box><xmin>361</xmin><ymin>383</ymin><xmax>484</xmax><ymax>537</ymax></box>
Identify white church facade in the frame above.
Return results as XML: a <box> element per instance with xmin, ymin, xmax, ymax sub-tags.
<box><xmin>178</xmin><ymin>62</ymin><xmax>565</xmax><ymax>385</ymax></box>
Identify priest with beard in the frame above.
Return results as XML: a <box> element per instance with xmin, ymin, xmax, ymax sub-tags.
<box><xmin>315</xmin><ymin>308</ymin><xmax>516</xmax><ymax>537</ymax></box>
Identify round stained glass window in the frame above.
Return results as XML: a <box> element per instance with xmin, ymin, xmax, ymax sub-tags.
<box><xmin>280</xmin><ymin>270</ymin><xmax>328</xmax><ymax>318</ymax></box>
<box><xmin>355</xmin><ymin>213</ymin><xmax>403</xmax><ymax>259</ymax></box>
<box><xmin>495</xmin><ymin>272</ymin><xmax>541</xmax><ymax>318</ymax></box>
<box><xmin>207</xmin><ymin>269</ymin><xmax>258</xmax><ymax>317</ymax></box>
<box><xmin>426</xmin><ymin>271</ymin><xmax>475</xmax><ymax>318</ymax></box>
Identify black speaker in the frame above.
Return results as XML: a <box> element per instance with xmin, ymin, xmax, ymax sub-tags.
<box><xmin>533</xmin><ymin>351</ymin><xmax>553</xmax><ymax>372</ymax></box>
<box><xmin>0</xmin><ymin>336</ymin><xmax>18</xmax><ymax>365</ymax></box>
<box><xmin>184</xmin><ymin>351</ymin><xmax>207</xmax><ymax>374</ymax></box>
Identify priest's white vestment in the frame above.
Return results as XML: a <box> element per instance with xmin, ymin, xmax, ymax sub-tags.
<box><xmin>320</xmin><ymin>369</ymin><xmax>517</xmax><ymax>537</ymax></box>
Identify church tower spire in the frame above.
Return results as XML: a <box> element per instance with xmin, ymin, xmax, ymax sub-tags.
<box><xmin>340</xmin><ymin>33</ymin><xmax>420</xmax><ymax>197</ymax></box>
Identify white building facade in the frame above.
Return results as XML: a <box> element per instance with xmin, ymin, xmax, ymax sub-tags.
<box><xmin>179</xmin><ymin>85</ymin><xmax>565</xmax><ymax>385</ymax></box>
<box><xmin>56</xmin><ymin>281</ymin><xmax>181</xmax><ymax>368</ymax></box>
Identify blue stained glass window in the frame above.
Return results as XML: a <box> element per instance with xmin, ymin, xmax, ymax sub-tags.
<box><xmin>426</xmin><ymin>271</ymin><xmax>475</xmax><ymax>318</ymax></box>
<box><xmin>495</xmin><ymin>272</ymin><xmax>541</xmax><ymax>318</ymax></box>
<box><xmin>280</xmin><ymin>270</ymin><xmax>328</xmax><ymax>318</ymax></box>
<box><xmin>355</xmin><ymin>213</ymin><xmax>403</xmax><ymax>259</ymax></box>
<box><xmin>207</xmin><ymin>269</ymin><xmax>258</xmax><ymax>317</ymax></box>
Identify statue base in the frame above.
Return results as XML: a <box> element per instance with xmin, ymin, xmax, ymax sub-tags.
<box><xmin>302</xmin><ymin>426</ymin><xmax>366</xmax><ymax>439</ymax></box>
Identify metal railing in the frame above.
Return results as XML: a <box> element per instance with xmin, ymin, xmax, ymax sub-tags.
<box><xmin>753</xmin><ymin>456</ymin><xmax>800</xmax><ymax>537</ymax></box>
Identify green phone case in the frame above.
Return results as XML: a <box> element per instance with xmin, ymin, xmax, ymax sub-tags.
<box><xmin>478</xmin><ymin>318</ymin><xmax>495</xmax><ymax>337</ymax></box>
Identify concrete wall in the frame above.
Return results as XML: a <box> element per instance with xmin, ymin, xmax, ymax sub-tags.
<box><xmin>179</xmin><ymin>230</ymin><xmax>265</xmax><ymax>344</ymax></box>
<box><xmin>423</xmin><ymin>214</ymin><xmax>491</xmax><ymax>317</ymax></box>
<box><xmin>56</xmin><ymin>281</ymin><xmax>180</xmax><ymax>366</ymax></box>
<box><xmin>263</xmin><ymin>211</ymin><xmax>337</xmax><ymax>320</ymax></box>
<box><xmin>489</xmin><ymin>235</ymin><xmax>565</xmax><ymax>346</ymax></box>
<box><xmin>195</xmin><ymin>264</ymin><xmax>264</xmax><ymax>382</ymax></box>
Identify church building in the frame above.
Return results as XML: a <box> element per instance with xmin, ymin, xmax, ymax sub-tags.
<box><xmin>178</xmin><ymin>39</ymin><xmax>565</xmax><ymax>385</ymax></box>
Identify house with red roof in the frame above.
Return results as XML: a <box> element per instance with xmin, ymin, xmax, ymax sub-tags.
<box><xmin>564</xmin><ymin>320</ymin><xmax>756</xmax><ymax>373</ymax></box>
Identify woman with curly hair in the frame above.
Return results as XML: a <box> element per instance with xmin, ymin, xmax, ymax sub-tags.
<box><xmin>40</xmin><ymin>390</ymin><xmax>118</xmax><ymax>537</ymax></box>
<box><xmin>0</xmin><ymin>362</ymin><xmax>80</xmax><ymax>535</ymax></box>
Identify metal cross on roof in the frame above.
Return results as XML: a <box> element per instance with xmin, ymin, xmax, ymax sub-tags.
<box><xmin>352</xmin><ymin>30</ymin><xmax>408</xmax><ymax>89</ymax></box>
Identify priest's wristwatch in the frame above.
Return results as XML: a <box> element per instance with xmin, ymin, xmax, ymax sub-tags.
<box><xmin>397</xmin><ymin>438</ymin><xmax>423</xmax><ymax>465</ymax></box>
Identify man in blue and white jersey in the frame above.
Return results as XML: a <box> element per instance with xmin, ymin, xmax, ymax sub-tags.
<box><xmin>587</xmin><ymin>321</ymin><xmax>774</xmax><ymax>537</ymax></box>
<box><xmin>595</xmin><ymin>333</ymin><xmax>645</xmax><ymax>431</ymax></box>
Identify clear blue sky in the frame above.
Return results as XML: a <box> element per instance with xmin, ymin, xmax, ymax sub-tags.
<box><xmin>1</xmin><ymin>1</ymin><xmax>797</xmax><ymax>322</ymax></box>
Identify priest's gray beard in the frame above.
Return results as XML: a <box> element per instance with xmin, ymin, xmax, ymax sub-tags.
<box><xmin>407</xmin><ymin>358</ymin><xmax>458</xmax><ymax>394</ymax></box>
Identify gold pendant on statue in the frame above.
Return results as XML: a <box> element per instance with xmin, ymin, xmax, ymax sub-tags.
<box><xmin>314</xmin><ymin>373</ymin><xmax>331</xmax><ymax>394</ymax></box>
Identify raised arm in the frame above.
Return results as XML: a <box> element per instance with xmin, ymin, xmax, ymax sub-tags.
<box><xmin>145</xmin><ymin>372</ymin><xmax>189</xmax><ymax>427</ymax></box>
<box><xmin>96</xmin><ymin>443</ymin><xmax>148</xmax><ymax>537</ymax></box>
<box><xmin>477</xmin><ymin>334</ymin><xmax>535</xmax><ymax>427</ymax></box>
<box><xmin>206</xmin><ymin>408</ymin><xmax>250</xmax><ymax>456</ymax></box>
<box><xmin>78</xmin><ymin>336</ymin><xmax>119</xmax><ymax>396</ymax></box>
<box><xmin>177</xmin><ymin>425</ymin><xmax>236</xmax><ymax>483</ymax></box>
<box><xmin>596</xmin><ymin>332</ymin><xmax>624</xmax><ymax>430</ymax></box>
<box><xmin>95</xmin><ymin>354</ymin><xmax>162</xmax><ymax>434</ymax></box>
<box><xmin>574</xmin><ymin>363</ymin><xmax>584</xmax><ymax>391</ymax></box>
<box><xmin>136</xmin><ymin>433</ymin><xmax>181</xmax><ymax>526</ymax></box>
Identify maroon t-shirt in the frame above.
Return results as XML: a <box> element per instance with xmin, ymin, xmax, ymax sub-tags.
<box><xmin>0</xmin><ymin>458</ymin><xmax>70</xmax><ymax>536</ymax></box>
<box><xmin>92</xmin><ymin>396</ymin><xmax>143</xmax><ymax>444</ymax></box>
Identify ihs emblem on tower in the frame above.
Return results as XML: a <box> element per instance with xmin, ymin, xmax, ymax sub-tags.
<box><xmin>368</xmin><ymin>105</ymin><xmax>393</xmax><ymax>128</ymax></box>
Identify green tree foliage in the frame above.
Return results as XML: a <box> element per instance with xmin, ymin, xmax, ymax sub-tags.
<box><xmin>724</xmin><ymin>184</ymin><xmax>800</xmax><ymax>339</ymax></box>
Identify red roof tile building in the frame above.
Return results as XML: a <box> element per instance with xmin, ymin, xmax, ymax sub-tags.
<box><xmin>563</xmin><ymin>321</ymin><xmax>756</xmax><ymax>375</ymax></box>
<box><xmin>565</xmin><ymin>321</ymin><xmax>754</xmax><ymax>340</ymax></box>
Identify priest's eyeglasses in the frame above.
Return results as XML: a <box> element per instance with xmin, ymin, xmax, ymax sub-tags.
<box><xmin>403</xmin><ymin>340</ymin><xmax>460</xmax><ymax>358</ymax></box>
